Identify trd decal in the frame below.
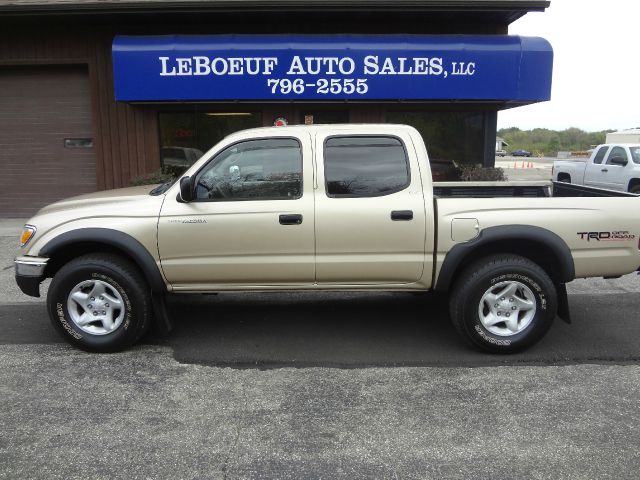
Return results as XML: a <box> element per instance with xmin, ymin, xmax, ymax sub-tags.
<box><xmin>577</xmin><ymin>231</ymin><xmax>636</xmax><ymax>241</ymax></box>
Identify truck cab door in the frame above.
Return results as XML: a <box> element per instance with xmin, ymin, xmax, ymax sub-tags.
<box><xmin>158</xmin><ymin>133</ymin><xmax>315</xmax><ymax>289</ymax></box>
<box><xmin>313</xmin><ymin>129</ymin><xmax>430</xmax><ymax>285</ymax></box>
<box><xmin>600</xmin><ymin>146</ymin><xmax>630</xmax><ymax>191</ymax></box>
<box><xmin>583</xmin><ymin>145</ymin><xmax>610</xmax><ymax>188</ymax></box>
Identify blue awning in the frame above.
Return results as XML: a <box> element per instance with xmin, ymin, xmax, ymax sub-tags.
<box><xmin>112</xmin><ymin>34</ymin><xmax>553</xmax><ymax>103</ymax></box>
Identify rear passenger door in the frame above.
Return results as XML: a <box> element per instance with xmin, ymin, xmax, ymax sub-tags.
<box><xmin>313</xmin><ymin>130</ymin><xmax>427</xmax><ymax>285</ymax></box>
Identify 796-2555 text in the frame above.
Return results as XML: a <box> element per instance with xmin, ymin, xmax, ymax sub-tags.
<box><xmin>267</xmin><ymin>78</ymin><xmax>368</xmax><ymax>95</ymax></box>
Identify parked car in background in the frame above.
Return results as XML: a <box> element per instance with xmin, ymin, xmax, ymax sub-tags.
<box><xmin>512</xmin><ymin>149</ymin><xmax>532</xmax><ymax>157</ymax></box>
<box><xmin>553</xmin><ymin>144</ymin><xmax>640</xmax><ymax>193</ymax></box>
<box><xmin>495</xmin><ymin>149</ymin><xmax>507</xmax><ymax>157</ymax></box>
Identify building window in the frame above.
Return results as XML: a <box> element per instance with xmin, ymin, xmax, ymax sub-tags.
<box><xmin>300</xmin><ymin>110</ymin><xmax>349</xmax><ymax>125</ymax></box>
<box><xmin>64</xmin><ymin>138</ymin><xmax>93</xmax><ymax>148</ymax></box>
<box><xmin>158</xmin><ymin>111</ymin><xmax>262</xmax><ymax>175</ymax></box>
<box><xmin>324</xmin><ymin>136</ymin><xmax>409</xmax><ymax>197</ymax></box>
<box><xmin>385</xmin><ymin>111</ymin><xmax>485</xmax><ymax>180</ymax></box>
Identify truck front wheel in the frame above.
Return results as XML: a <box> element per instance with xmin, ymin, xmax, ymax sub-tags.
<box><xmin>47</xmin><ymin>253</ymin><xmax>152</xmax><ymax>352</ymax></box>
<box><xmin>449</xmin><ymin>254</ymin><xmax>557</xmax><ymax>353</ymax></box>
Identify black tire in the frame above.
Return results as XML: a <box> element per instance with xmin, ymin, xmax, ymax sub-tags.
<box><xmin>557</xmin><ymin>174</ymin><xmax>571</xmax><ymax>183</ymax></box>
<box><xmin>629</xmin><ymin>184</ymin><xmax>640</xmax><ymax>194</ymax></box>
<box><xmin>47</xmin><ymin>253</ymin><xmax>152</xmax><ymax>352</ymax></box>
<box><xmin>449</xmin><ymin>254</ymin><xmax>557</xmax><ymax>354</ymax></box>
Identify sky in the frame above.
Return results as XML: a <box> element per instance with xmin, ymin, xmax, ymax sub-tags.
<box><xmin>497</xmin><ymin>0</ymin><xmax>640</xmax><ymax>132</ymax></box>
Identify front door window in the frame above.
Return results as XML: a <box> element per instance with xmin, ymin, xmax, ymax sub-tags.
<box><xmin>194</xmin><ymin>138</ymin><xmax>303</xmax><ymax>201</ymax></box>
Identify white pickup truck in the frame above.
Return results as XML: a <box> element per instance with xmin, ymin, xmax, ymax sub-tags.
<box><xmin>553</xmin><ymin>144</ymin><xmax>640</xmax><ymax>193</ymax></box>
<box><xmin>14</xmin><ymin>125</ymin><xmax>640</xmax><ymax>354</ymax></box>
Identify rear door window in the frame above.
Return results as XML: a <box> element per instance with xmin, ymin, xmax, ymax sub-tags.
<box><xmin>323</xmin><ymin>136</ymin><xmax>410</xmax><ymax>197</ymax></box>
<box><xmin>592</xmin><ymin>146</ymin><xmax>609</xmax><ymax>164</ymax></box>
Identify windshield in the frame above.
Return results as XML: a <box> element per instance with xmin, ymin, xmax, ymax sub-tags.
<box><xmin>630</xmin><ymin>146</ymin><xmax>640</xmax><ymax>164</ymax></box>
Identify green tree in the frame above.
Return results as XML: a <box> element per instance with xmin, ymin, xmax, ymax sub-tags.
<box><xmin>497</xmin><ymin>127</ymin><xmax>610</xmax><ymax>156</ymax></box>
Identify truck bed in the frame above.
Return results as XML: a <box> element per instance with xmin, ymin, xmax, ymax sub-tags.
<box><xmin>433</xmin><ymin>181</ymin><xmax>637</xmax><ymax>198</ymax></box>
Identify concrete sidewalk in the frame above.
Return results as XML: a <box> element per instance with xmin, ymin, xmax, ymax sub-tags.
<box><xmin>0</xmin><ymin>218</ymin><xmax>26</xmax><ymax>237</ymax></box>
<box><xmin>496</xmin><ymin>155</ymin><xmax>554</xmax><ymax>182</ymax></box>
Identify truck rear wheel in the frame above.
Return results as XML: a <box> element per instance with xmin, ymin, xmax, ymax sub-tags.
<box><xmin>449</xmin><ymin>254</ymin><xmax>557</xmax><ymax>353</ymax></box>
<box><xmin>47</xmin><ymin>253</ymin><xmax>152</xmax><ymax>352</ymax></box>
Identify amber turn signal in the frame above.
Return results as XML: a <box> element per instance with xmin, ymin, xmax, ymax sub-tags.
<box><xmin>19</xmin><ymin>225</ymin><xmax>36</xmax><ymax>247</ymax></box>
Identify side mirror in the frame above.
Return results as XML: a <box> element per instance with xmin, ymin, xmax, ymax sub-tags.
<box><xmin>178</xmin><ymin>176</ymin><xmax>194</xmax><ymax>202</ymax></box>
<box><xmin>609</xmin><ymin>156</ymin><xmax>628</xmax><ymax>167</ymax></box>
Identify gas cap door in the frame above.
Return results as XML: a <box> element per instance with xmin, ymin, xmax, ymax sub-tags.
<box><xmin>451</xmin><ymin>218</ymin><xmax>479</xmax><ymax>242</ymax></box>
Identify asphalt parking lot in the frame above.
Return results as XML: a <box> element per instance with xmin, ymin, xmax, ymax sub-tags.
<box><xmin>496</xmin><ymin>155</ymin><xmax>555</xmax><ymax>181</ymax></box>
<box><xmin>1</xmin><ymin>220</ymin><xmax>640</xmax><ymax>479</ymax></box>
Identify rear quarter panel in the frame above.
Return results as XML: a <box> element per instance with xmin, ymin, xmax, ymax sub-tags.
<box><xmin>435</xmin><ymin>196</ymin><xmax>640</xmax><ymax>280</ymax></box>
<box><xmin>553</xmin><ymin>159</ymin><xmax>587</xmax><ymax>183</ymax></box>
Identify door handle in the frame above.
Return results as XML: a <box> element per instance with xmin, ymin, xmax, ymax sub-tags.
<box><xmin>601</xmin><ymin>169</ymin><xmax>608</xmax><ymax>172</ymax></box>
<box><xmin>391</xmin><ymin>210</ymin><xmax>413</xmax><ymax>221</ymax></box>
<box><xmin>279</xmin><ymin>214</ymin><xmax>303</xmax><ymax>225</ymax></box>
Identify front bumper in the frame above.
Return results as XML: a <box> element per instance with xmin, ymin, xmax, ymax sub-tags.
<box><xmin>15</xmin><ymin>257</ymin><xmax>48</xmax><ymax>298</ymax></box>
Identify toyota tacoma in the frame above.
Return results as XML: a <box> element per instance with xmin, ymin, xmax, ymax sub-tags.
<box><xmin>14</xmin><ymin>125</ymin><xmax>640</xmax><ymax>353</ymax></box>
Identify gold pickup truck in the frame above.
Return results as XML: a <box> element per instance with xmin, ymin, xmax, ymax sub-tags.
<box><xmin>14</xmin><ymin>125</ymin><xmax>640</xmax><ymax>353</ymax></box>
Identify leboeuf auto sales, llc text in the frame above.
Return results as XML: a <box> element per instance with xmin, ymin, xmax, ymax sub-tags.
<box><xmin>158</xmin><ymin>55</ymin><xmax>477</xmax><ymax>78</ymax></box>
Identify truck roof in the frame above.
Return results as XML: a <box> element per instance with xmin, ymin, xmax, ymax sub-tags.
<box><xmin>224</xmin><ymin>123</ymin><xmax>419</xmax><ymax>139</ymax></box>
<box><xmin>598</xmin><ymin>143</ymin><xmax>640</xmax><ymax>146</ymax></box>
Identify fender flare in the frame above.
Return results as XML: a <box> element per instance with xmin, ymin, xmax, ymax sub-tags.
<box><xmin>435</xmin><ymin>224</ymin><xmax>575</xmax><ymax>292</ymax></box>
<box><xmin>39</xmin><ymin>227</ymin><xmax>166</xmax><ymax>293</ymax></box>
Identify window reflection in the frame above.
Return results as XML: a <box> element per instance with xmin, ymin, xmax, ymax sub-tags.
<box><xmin>158</xmin><ymin>111</ymin><xmax>262</xmax><ymax>176</ymax></box>
<box><xmin>385</xmin><ymin>111</ymin><xmax>484</xmax><ymax>181</ymax></box>
<box><xmin>195</xmin><ymin>138</ymin><xmax>302</xmax><ymax>201</ymax></box>
<box><xmin>324</xmin><ymin>136</ymin><xmax>409</xmax><ymax>197</ymax></box>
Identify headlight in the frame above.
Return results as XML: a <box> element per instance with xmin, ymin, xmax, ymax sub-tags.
<box><xmin>19</xmin><ymin>225</ymin><xmax>37</xmax><ymax>247</ymax></box>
